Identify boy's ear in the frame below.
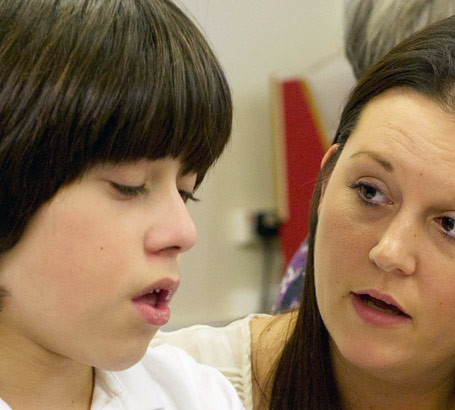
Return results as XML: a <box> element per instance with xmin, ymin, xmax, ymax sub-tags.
<box><xmin>318</xmin><ymin>144</ymin><xmax>339</xmax><ymax>212</ymax></box>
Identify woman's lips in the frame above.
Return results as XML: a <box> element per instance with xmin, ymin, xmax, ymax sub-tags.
<box><xmin>132</xmin><ymin>279</ymin><xmax>179</xmax><ymax>326</ymax></box>
<box><xmin>350</xmin><ymin>290</ymin><xmax>412</xmax><ymax>328</ymax></box>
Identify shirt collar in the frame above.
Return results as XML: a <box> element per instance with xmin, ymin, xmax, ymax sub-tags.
<box><xmin>93</xmin><ymin>365</ymin><xmax>164</xmax><ymax>410</ymax></box>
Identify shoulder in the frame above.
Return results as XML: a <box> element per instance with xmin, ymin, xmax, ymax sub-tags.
<box><xmin>250</xmin><ymin>312</ymin><xmax>297</xmax><ymax>409</ymax></box>
<box><xmin>250</xmin><ymin>311</ymin><xmax>297</xmax><ymax>357</ymax></box>
<box><xmin>151</xmin><ymin>315</ymin><xmax>262</xmax><ymax>409</ymax></box>
<box><xmin>117</xmin><ymin>344</ymin><xmax>245</xmax><ymax>409</ymax></box>
<box><xmin>151</xmin><ymin>314</ymin><xmax>256</xmax><ymax>366</ymax></box>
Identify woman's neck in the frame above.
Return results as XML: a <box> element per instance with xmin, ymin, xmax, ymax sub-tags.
<box><xmin>0</xmin><ymin>325</ymin><xmax>94</xmax><ymax>410</ymax></box>
<box><xmin>331</xmin><ymin>343</ymin><xmax>455</xmax><ymax>410</ymax></box>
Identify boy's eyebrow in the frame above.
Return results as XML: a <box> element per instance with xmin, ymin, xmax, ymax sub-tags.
<box><xmin>350</xmin><ymin>151</ymin><xmax>394</xmax><ymax>172</ymax></box>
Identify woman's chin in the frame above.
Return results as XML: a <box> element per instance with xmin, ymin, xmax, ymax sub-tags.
<box><xmin>330</xmin><ymin>335</ymin><xmax>416</xmax><ymax>381</ymax></box>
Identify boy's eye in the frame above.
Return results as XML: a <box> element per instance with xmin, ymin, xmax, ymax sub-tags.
<box><xmin>179</xmin><ymin>190</ymin><xmax>199</xmax><ymax>204</ymax></box>
<box><xmin>110</xmin><ymin>182</ymin><xmax>146</xmax><ymax>197</ymax></box>
<box><xmin>109</xmin><ymin>182</ymin><xmax>198</xmax><ymax>203</ymax></box>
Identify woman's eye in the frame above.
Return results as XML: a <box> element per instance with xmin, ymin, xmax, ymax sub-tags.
<box><xmin>179</xmin><ymin>190</ymin><xmax>199</xmax><ymax>204</ymax></box>
<box><xmin>110</xmin><ymin>182</ymin><xmax>146</xmax><ymax>197</ymax></box>
<box><xmin>348</xmin><ymin>181</ymin><xmax>389</xmax><ymax>207</ymax></box>
<box><xmin>436</xmin><ymin>216</ymin><xmax>455</xmax><ymax>241</ymax></box>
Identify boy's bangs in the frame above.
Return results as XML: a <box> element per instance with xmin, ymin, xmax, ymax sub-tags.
<box><xmin>86</xmin><ymin>43</ymin><xmax>232</xmax><ymax>185</ymax></box>
<box><xmin>57</xmin><ymin>0</ymin><xmax>232</xmax><ymax>186</ymax></box>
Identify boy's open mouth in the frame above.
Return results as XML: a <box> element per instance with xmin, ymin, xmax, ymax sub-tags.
<box><xmin>133</xmin><ymin>288</ymin><xmax>172</xmax><ymax>308</ymax></box>
<box><xmin>131</xmin><ymin>280</ymin><xmax>179</xmax><ymax>326</ymax></box>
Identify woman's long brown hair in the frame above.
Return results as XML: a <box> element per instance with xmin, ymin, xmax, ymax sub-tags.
<box><xmin>269</xmin><ymin>15</ymin><xmax>455</xmax><ymax>410</ymax></box>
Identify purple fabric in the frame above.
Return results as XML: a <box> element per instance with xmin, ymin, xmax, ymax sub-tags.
<box><xmin>273</xmin><ymin>239</ymin><xmax>308</xmax><ymax>312</ymax></box>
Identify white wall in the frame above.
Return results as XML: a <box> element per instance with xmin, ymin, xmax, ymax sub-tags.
<box><xmin>168</xmin><ymin>0</ymin><xmax>346</xmax><ymax>328</ymax></box>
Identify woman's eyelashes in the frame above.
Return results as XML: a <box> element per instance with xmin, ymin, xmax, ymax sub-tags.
<box><xmin>347</xmin><ymin>181</ymin><xmax>390</xmax><ymax>207</ymax></box>
<box><xmin>347</xmin><ymin>180</ymin><xmax>455</xmax><ymax>244</ymax></box>
<box><xmin>109</xmin><ymin>181</ymin><xmax>198</xmax><ymax>203</ymax></box>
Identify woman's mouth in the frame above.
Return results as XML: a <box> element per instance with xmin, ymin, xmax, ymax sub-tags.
<box><xmin>358</xmin><ymin>294</ymin><xmax>409</xmax><ymax>317</ymax></box>
<box><xmin>351</xmin><ymin>291</ymin><xmax>411</xmax><ymax>328</ymax></box>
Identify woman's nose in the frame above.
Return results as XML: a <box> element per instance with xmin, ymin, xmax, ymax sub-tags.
<box><xmin>143</xmin><ymin>195</ymin><xmax>197</xmax><ymax>256</ymax></box>
<box><xmin>368</xmin><ymin>214</ymin><xmax>417</xmax><ymax>275</ymax></box>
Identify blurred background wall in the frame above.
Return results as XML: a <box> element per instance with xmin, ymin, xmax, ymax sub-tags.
<box><xmin>168</xmin><ymin>0</ymin><xmax>349</xmax><ymax>329</ymax></box>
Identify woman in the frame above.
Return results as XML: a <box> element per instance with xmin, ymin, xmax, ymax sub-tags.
<box><xmin>274</xmin><ymin>0</ymin><xmax>455</xmax><ymax>313</ymax></box>
<box><xmin>268</xmin><ymin>14</ymin><xmax>455</xmax><ymax>410</ymax></box>
<box><xmin>0</xmin><ymin>0</ymin><xmax>244</xmax><ymax>409</ymax></box>
<box><xmin>156</xmin><ymin>14</ymin><xmax>455</xmax><ymax>410</ymax></box>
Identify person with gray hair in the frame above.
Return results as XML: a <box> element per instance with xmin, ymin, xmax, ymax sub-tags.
<box><xmin>344</xmin><ymin>0</ymin><xmax>455</xmax><ymax>79</ymax></box>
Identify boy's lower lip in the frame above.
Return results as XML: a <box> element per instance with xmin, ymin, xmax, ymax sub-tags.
<box><xmin>350</xmin><ymin>293</ymin><xmax>412</xmax><ymax>328</ymax></box>
<box><xmin>132</xmin><ymin>300</ymin><xmax>170</xmax><ymax>326</ymax></box>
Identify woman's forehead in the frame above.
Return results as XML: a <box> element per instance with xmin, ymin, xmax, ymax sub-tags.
<box><xmin>346</xmin><ymin>89</ymin><xmax>455</xmax><ymax>164</ymax></box>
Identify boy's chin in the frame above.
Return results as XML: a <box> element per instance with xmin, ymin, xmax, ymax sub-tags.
<box><xmin>90</xmin><ymin>333</ymin><xmax>158</xmax><ymax>371</ymax></box>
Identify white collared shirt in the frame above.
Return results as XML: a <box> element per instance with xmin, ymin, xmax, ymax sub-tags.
<box><xmin>0</xmin><ymin>344</ymin><xmax>245</xmax><ymax>410</ymax></box>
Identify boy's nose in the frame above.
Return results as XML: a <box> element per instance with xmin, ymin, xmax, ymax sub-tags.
<box><xmin>143</xmin><ymin>196</ymin><xmax>197</xmax><ymax>256</ymax></box>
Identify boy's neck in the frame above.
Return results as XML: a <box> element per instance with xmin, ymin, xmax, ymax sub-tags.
<box><xmin>0</xmin><ymin>324</ymin><xmax>94</xmax><ymax>410</ymax></box>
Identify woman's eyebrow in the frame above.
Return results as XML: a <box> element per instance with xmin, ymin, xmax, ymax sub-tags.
<box><xmin>350</xmin><ymin>151</ymin><xmax>394</xmax><ymax>172</ymax></box>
